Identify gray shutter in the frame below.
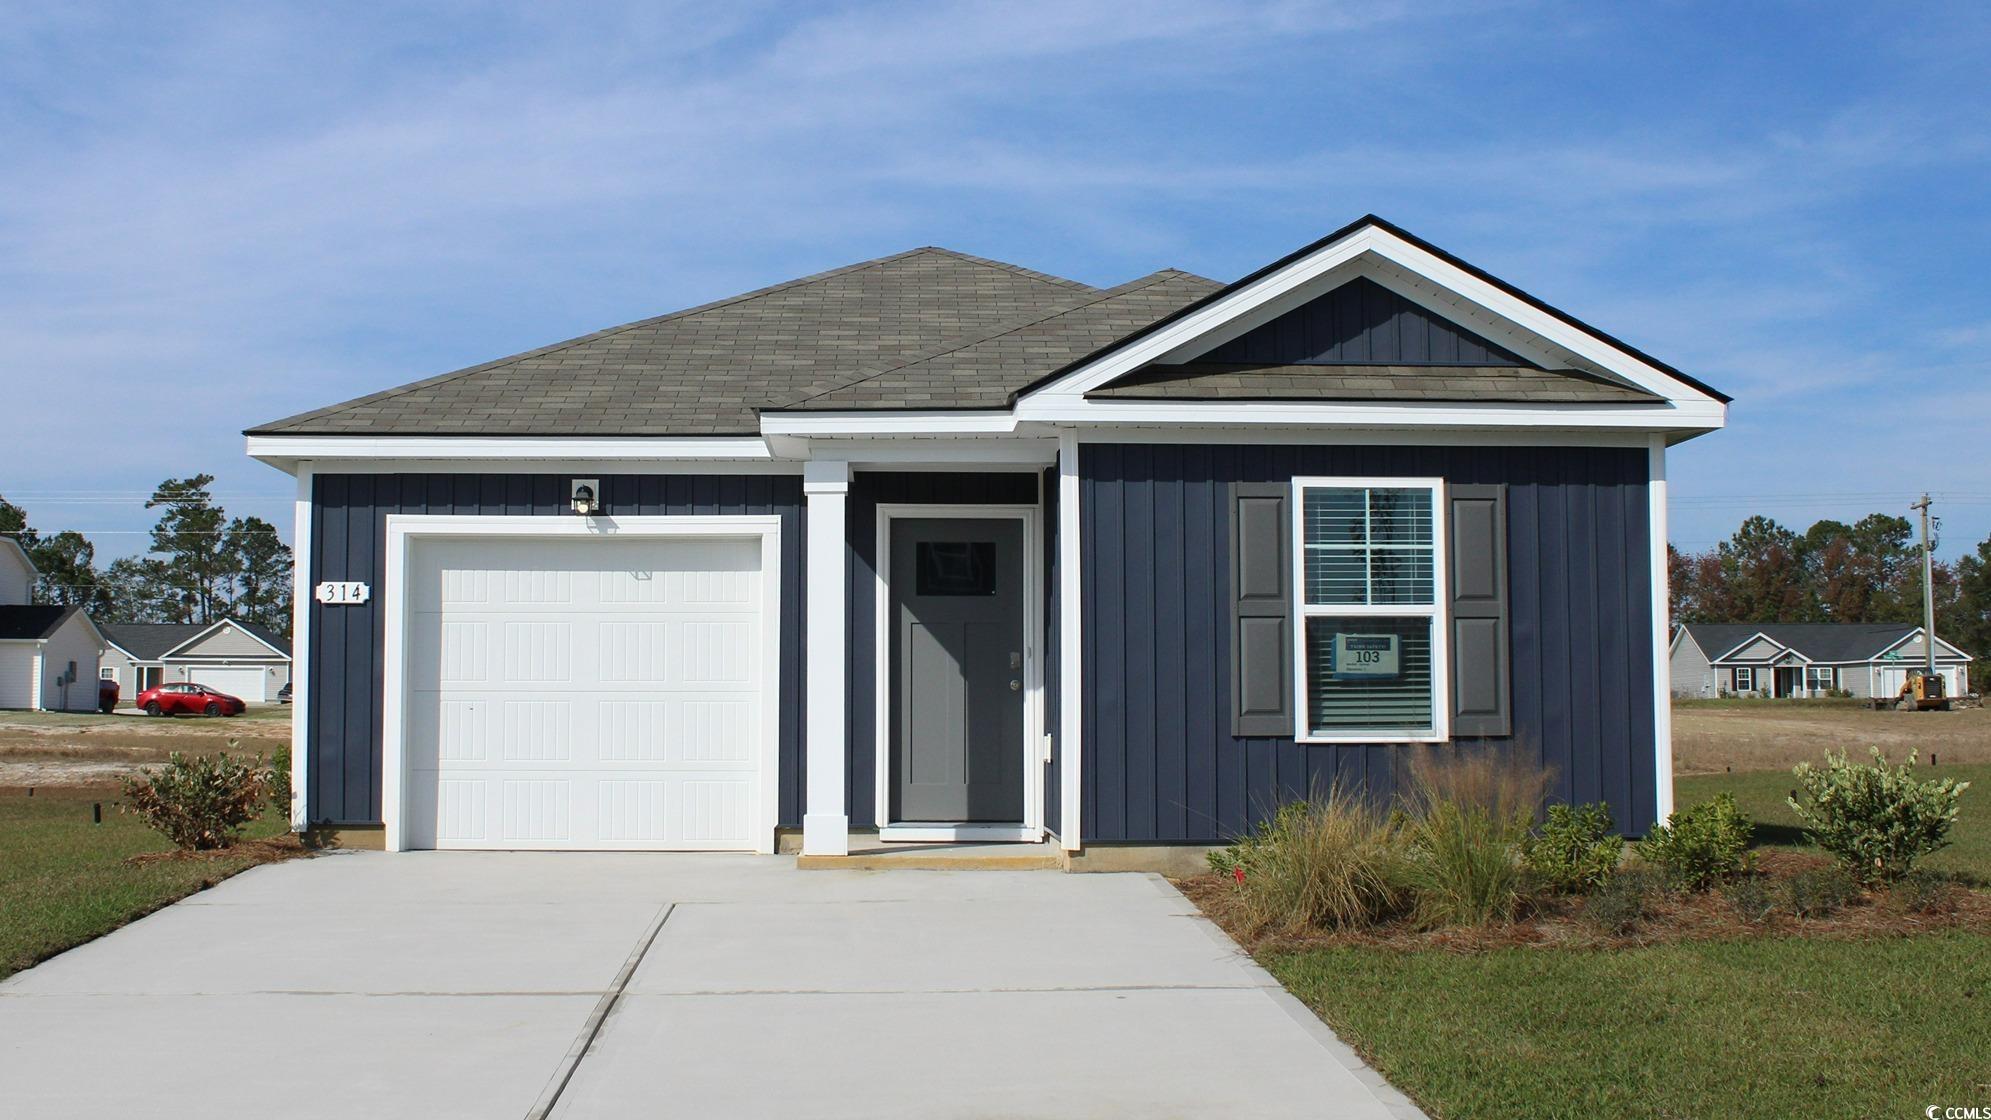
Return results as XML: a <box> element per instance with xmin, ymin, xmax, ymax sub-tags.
<box><xmin>1448</xmin><ymin>484</ymin><xmax>1511</xmax><ymax>737</ymax></box>
<box><xmin>1231</xmin><ymin>482</ymin><xmax>1293</xmax><ymax>737</ymax></box>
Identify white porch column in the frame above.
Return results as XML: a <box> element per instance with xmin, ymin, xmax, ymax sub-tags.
<box><xmin>1057</xmin><ymin>431</ymin><xmax>1083</xmax><ymax>851</ymax></box>
<box><xmin>802</xmin><ymin>460</ymin><xmax>851</xmax><ymax>856</ymax></box>
<box><xmin>1648</xmin><ymin>435</ymin><xmax>1674</xmax><ymax>825</ymax></box>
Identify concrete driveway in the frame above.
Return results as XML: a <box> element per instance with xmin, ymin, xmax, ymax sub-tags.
<box><xmin>0</xmin><ymin>853</ymin><xmax>1422</xmax><ymax>1119</ymax></box>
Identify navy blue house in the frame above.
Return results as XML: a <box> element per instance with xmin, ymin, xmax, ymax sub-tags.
<box><xmin>247</xmin><ymin>216</ymin><xmax>1726</xmax><ymax>860</ymax></box>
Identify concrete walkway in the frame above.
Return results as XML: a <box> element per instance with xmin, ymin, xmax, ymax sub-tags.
<box><xmin>0</xmin><ymin>853</ymin><xmax>1423</xmax><ymax>1119</ymax></box>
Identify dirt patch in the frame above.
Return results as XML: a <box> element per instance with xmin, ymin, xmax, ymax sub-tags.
<box><xmin>1673</xmin><ymin>703</ymin><xmax>1991</xmax><ymax>774</ymax></box>
<box><xmin>1176</xmin><ymin>853</ymin><xmax>1991</xmax><ymax>954</ymax></box>
<box><xmin>0</xmin><ymin>711</ymin><xmax>286</xmax><ymax>789</ymax></box>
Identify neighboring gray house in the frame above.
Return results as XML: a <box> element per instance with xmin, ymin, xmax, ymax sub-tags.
<box><xmin>245</xmin><ymin>214</ymin><xmax>1729</xmax><ymax>856</ymax></box>
<box><xmin>1670</xmin><ymin>622</ymin><xmax>1972</xmax><ymax>699</ymax></box>
<box><xmin>100</xmin><ymin>618</ymin><xmax>292</xmax><ymax>705</ymax></box>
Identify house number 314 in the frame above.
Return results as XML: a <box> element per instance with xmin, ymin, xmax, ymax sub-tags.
<box><xmin>314</xmin><ymin>581</ymin><xmax>371</xmax><ymax>605</ymax></box>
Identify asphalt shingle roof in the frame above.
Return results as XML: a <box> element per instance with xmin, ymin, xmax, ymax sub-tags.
<box><xmin>101</xmin><ymin>619</ymin><xmax>290</xmax><ymax>660</ymax></box>
<box><xmin>0</xmin><ymin>605</ymin><xmax>80</xmax><ymax>642</ymax></box>
<box><xmin>249</xmin><ymin>248</ymin><xmax>1104</xmax><ymax>437</ymax></box>
<box><xmin>1087</xmin><ymin>362</ymin><xmax>1662</xmax><ymax>404</ymax></box>
<box><xmin>771</xmin><ymin>270</ymin><xmax>1224</xmax><ymax>412</ymax></box>
<box><xmin>1680</xmin><ymin>622</ymin><xmax>1954</xmax><ymax>664</ymax></box>
<box><xmin>247</xmin><ymin>226</ymin><xmax>1710</xmax><ymax>437</ymax></box>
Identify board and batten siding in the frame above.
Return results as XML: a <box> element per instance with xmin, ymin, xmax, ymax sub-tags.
<box><xmin>1079</xmin><ymin>443</ymin><xmax>1657</xmax><ymax>843</ymax></box>
<box><xmin>305</xmin><ymin>473</ymin><xmax>805</xmax><ymax>826</ymax></box>
<box><xmin>841</xmin><ymin>470</ymin><xmax>1041</xmax><ymax>828</ymax></box>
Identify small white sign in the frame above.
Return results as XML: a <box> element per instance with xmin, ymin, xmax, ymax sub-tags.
<box><xmin>1332</xmin><ymin>633</ymin><xmax>1399</xmax><ymax>678</ymax></box>
<box><xmin>315</xmin><ymin>581</ymin><xmax>371</xmax><ymax>605</ymax></box>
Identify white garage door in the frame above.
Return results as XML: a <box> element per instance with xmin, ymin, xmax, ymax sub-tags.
<box><xmin>187</xmin><ymin>666</ymin><xmax>268</xmax><ymax>702</ymax></box>
<box><xmin>0</xmin><ymin>646</ymin><xmax>35</xmax><ymax>709</ymax></box>
<box><xmin>1876</xmin><ymin>666</ymin><xmax>1964</xmax><ymax>699</ymax></box>
<box><xmin>405</xmin><ymin>536</ymin><xmax>767</xmax><ymax>851</ymax></box>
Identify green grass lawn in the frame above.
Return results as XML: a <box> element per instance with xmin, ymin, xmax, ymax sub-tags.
<box><xmin>1257</xmin><ymin>766</ymin><xmax>1991</xmax><ymax>1119</ymax></box>
<box><xmin>1267</xmin><ymin>933</ymin><xmax>1991</xmax><ymax>1120</ymax></box>
<box><xmin>0</xmin><ymin>787</ymin><xmax>290</xmax><ymax>981</ymax></box>
<box><xmin>1679</xmin><ymin>763</ymin><xmax>1990</xmax><ymax>881</ymax></box>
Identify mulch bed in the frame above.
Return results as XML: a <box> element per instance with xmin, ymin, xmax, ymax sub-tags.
<box><xmin>125</xmin><ymin>834</ymin><xmax>313</xmax><ymax>867</ymax></box>
<box><xmin>1177</xmin><ymin>850</ymin><xmax>1991</xmax><ymax>954</ymax></box>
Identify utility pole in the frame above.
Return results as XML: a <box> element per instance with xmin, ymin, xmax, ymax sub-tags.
<box><xmin>1912</xmin><ymin>493</ymin><xmax>1937</xmax><ymax>681</ymax></box>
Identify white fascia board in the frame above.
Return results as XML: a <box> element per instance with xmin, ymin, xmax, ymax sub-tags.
<box><xmin>157</xmin><ymin>616</ymin><xmax>289</xmax><ymax>660</ymax></box>
<box><xmin>0</xmin><ymin>536</ymin><xmax>38</xmax><ymax>581</ymax></box>
<box><xmin>794</xmin><ymin>437</ymin><xmax>1059</xmax><ymax>465</ymax></box>
<box><xmin>1018</xmin><ymin>223</ymin><xmax>1726</xmax><ymax>418</ymax></box>
<box><xmin>1708</xmin><ymin>631</ymin><xmax>1785</xmax><ymax>663</ymax></box>
<box><xmin>1025</xmin><ymin>399</ymin><xmax>1725</xmax><ymax>431</ymax></box>
<box><xmin>759</xmin><ymin>411</ymin><xmax>1020</xmax><ymax>436</ymax></box>
<box><xmin>246</xmin><ymin>434</ymin><xmax>778</xmax><ymax>471</ymax></box>
<box><xmin>1073</xmin><ymin>426</ymin><xmax>1658</xmax><ymax>448</ymax></box>
<box><xmin>1874</xmin><ymin>627</ymin><xmax>1975</xmax><ymax>663</ymax></box>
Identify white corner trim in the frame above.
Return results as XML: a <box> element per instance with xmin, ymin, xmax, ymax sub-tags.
<box><xmin>873</xmin><ymin>504</ymin><xmax>1044</xmax><ymax>839</ymax></box>
<box><xmin>290</xmin><ymin>465</ymin><xmax>313</xmax><ymax>830</ymax></box>
<box><xmin>1288</xmin><ymin>476</ymin><xmax>1451</xmax><ymax>745</ymax></box>
<box><xmin>1649</xmin><ymin>436</ymin><xmax>1674</xmax><ymax>825</ymax></box>
<box><xmin>802</xmin><ymin>473</ymin><xmax>850</xmax><ymax>856</ymax></box>
<box><xmin>376</xmin><ymin>513</ymin><xmax>785</xmax><ymax>854</ymax></box>
<box><xmin>1057</xmin><ymin>430</ymin><xmax>1083</xmax><ymax>851</ymax></box>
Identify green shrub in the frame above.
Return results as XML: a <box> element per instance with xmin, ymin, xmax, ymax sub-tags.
<box><xmin>1396</xmin><ymin>753</ymin><xmax>1546</xmax><ymax>928</ymax></box>
<box><xmin>1221</xmin><ymin>792</ymin><xmax>1409</xmax><ymax>933</ymax></box>
<box><xmin>1582</xmin><ymin>868</ymin><xmax>1660</xmax><ymax>934</ymax></box>
<box><xmin>1722</xmin><ymin>875</ymin><xmax>1776</xmax><ymax>924</ymax></box>
<box><xmin>1888</xmin><ymin>869</ymin><xmax>1961</xmax><ymax>916</ymax></box>
<box><xmin>1782</xmin><ymin>867</ymin><xmax>1859</xmax><ymax>918</ymax></box>
<box><xmin>1786</xmin><ymin>748</ymin><xmax>1971</xmax><ymax>883</ymax></box>
<box><xmin>1637</xmin><ymin>793</ymin><xmax>1753</xmax><ymax>890</ymax></box>
<box><xmin>120</xmin><ymin>748</ymin><xmax>271</xmax><ymax>851</ymax></box>
<box><xmin>268</xmin><ymin>743</ymin><xmax>293</xmax><ymax>818</ymax></box>
<box><xmin>1522</xmin><ymin>802</ymin><xmax>1622</xmax><ymax>893</ymax></box>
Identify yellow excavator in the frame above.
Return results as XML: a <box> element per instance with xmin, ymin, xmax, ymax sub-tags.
<box><xmin>1890</xmin><ymin>669</ymin><xmax>1951</xmax><ymax>712</ymax></box>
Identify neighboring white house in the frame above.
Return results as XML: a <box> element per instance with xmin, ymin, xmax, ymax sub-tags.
<box><xmin>0</xmin><ymin>538</ymin><xmax>107</xmax><ymax>711</ymax></box>
<box><xmin>1670</xmin><ymin>622</ymin><xmax>1972</xmax><ymax>699</ymax></box>
<box><xmin>100</xmin><ymin>617</ymin><xmax>292</xmax><ymax>704</ymax></box>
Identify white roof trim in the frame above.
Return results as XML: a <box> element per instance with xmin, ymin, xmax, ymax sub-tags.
<box><xmin>1874</xmin><ymin>627</ymin><xmax>1975</xmax><ymax>663</ymax></box>
<box><xmin>157</xmin><ymin>617</ymin><xmax>290</xmax><ymax>661</ymax></box>
<box><xmin>247</xmin><ymin>434</ymin><xmax>777</xmax><ymax>473</ymax></box>
<box><xmin>1708</xmin><ymin>631</ymin><xmax>1788</xmax><ymax>663</ymax></box>
<box><xmin>1015</xmin><ymin>221</ymin><xmax>1726</xmax><ymax>425</ymax></box>
<box><xmin>0</xmin><ymin>536</ymin><xmax>37</xmax><ymax>580</ymax></box>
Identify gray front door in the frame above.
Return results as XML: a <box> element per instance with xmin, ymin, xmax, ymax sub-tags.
<box><xmin>890</xmin><ymin>518</ymin><xmax>1026</xmax><ymax>823</ymax></box>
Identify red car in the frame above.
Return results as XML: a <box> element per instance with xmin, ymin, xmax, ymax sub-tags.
<box><xmin>136</xmin><ymin>682</ymin><xmax>247</xmax><ymax>717</ymax></box>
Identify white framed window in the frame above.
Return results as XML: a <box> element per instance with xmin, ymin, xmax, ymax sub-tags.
<box><xmin>1733</xmin><ymin>667</ymin><xmax>1755</xmax><ymax>692</ymax></box>
<box><xmin>99</xmin><ymin>667</ymin><xmax>116</xmax><ymax>680</ymax></box>
<box><xmin>1805</xmin><ymin>666</ymin><xmax>1834</xmax><ymax>692</ymax></box>
<box><xmin>1291</xmin><ymin>477</ymin><xmax>1448</xmax><ymax>742</ymax></box>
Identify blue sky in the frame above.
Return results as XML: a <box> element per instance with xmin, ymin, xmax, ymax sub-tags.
<box><xmin>3</xmin><ymin>1</ymin><xmax>1989</xmax><ymax>559</ymax></box>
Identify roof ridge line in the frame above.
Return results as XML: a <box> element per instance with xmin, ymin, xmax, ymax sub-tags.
<box><xmin>765</xmin><ymin>269</ymin><xmax>1188</xmax><ymax>410</ymax></box>
<box><xmin>245</xmin><ymin>247</ymin><xmax>943</xmax><ymax>435</ymax></box>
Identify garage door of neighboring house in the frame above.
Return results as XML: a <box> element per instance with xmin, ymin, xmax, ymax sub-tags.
<box><xmin>187</xmin><ymin>666</ymin><xmax>269</xmax><ymax>702</ymax></box>
<box><xmin>1876</xmin><ymin>666</ymin><xmax>1965</xmax><ymax>699</ymax></box>
<box><xmin>404</xmin><ymin>535</ymin><xmax>768</xmax><ymax>851</ymax></box>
